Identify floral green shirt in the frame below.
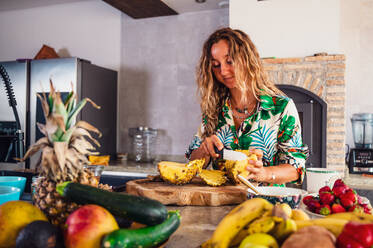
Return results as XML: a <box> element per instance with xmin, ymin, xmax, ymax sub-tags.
<box><xmin>186</xmin><ymin>94</ymin><xmax>309</xmax><ymax>185</ymax></box>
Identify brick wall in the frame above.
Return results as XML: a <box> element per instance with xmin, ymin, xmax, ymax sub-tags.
<box><xmin>262</xmin><ymin>55</ymin><xmax>346</xmax><ymax>171</ymax></box>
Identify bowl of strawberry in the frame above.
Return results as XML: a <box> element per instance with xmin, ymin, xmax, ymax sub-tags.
<box><xmin>301</xmin><ymin>179</ymin><xmax>372</xmax><ymax>218</ymax></box>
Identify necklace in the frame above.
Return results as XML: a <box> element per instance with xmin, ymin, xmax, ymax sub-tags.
<box><xmin>231</xmin><ymin>102</ymin><xmax>257</xmax><ymax>120</ymax></box>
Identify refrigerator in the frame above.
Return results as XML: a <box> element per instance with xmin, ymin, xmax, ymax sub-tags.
<box><xmin>0</xmin><ymin>58</ymin><xmax>117</xmax><ymax>169</ymax></box>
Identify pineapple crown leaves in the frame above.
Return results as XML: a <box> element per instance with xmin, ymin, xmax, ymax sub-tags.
<box><xmin>37</xmin><ymin>80</ymin><xmax>101</xmax><ymax>144</ymax></box>
<box><xmin>20</xmin><ymin>81</ymin><xmax>102</xmax><ymax>173</ymax></box>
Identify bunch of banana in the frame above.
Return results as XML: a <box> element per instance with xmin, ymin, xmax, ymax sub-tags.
<box><xmin>325</xmin><ymin>211</ymin><xmax>373</xmax><ymax>223</ymax></box>
<box><xmin>202</xmin><ymin>199</ymin><xmax>307</xmax><ymax>248</ymax></box>
<box><xmin>293</xmin><ymin>211</ymin><xmax>373</xmax><ymax>238</ymax></box>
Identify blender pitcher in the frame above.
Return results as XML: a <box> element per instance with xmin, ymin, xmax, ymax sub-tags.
<box><xmin>351</xmin><ymin>113</ymin><xmax>373</xmax><ymax>148</ymax></box>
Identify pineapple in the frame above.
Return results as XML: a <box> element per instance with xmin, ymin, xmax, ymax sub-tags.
<box><xmin>158</xmin><ymin>159</ymin><xmax>204</xmax><ymax>185</ymax></box>
<box><xmin>199</xmin><ymin>169</ymin><xmax>227</xmax><ymax>186</ymax></box>
<box><xmin>225</xmin><ymin>150</ymin><xmax>257</xmax><ymax>184</ymax></box>
<box><xmin>20</xmin><ymin>81</ymin><xmax>107</xmax><ymax>228</ymax></box>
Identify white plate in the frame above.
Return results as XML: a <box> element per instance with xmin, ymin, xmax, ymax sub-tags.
<box><xmin>247</xmin><ymin>186</ymin><xmax>307</xmax><ymax>197</ymax></box>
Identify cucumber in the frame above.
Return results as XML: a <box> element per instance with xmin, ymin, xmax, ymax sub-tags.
<box><xmin>57</xmin><ymin>182</ymin><xmax>168</xmax><ymax>226</ymax></box>
<box><xmin>101</xmin><ymin>210</ymin><xmax>181</xmax><ymax>248</ymax></box>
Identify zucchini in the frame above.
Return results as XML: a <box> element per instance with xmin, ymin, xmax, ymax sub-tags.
<box><xmin>57</xmin><ymin>182</ymin><xmax>167</xmax><ymax>226</ymax></box>
<box><xmin>101</xmin><ymin>210</ymin><xmax>181</xmax><ymax>248</ymax></box>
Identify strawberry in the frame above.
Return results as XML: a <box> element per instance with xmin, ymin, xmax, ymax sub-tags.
<box><xmin>302</xmin><ymin>195</ymin><xmax>314</xmax><ymax>207</ymax></box>
<box><xmin>331</xmin><ymin>203</ymin><xmax>346</xmax><ymax>213</ymax></box>
<box><xmin>308</xmin><ymin>198</ymin><xmax>321</xmax><ymax>212</ymax></box>
<box><xmin>341</xmin><ymin>196</ymin><xmax>354</xmax><ymax>208</ymax></box>
<box><xmin>319</xmin><ymin>185</ymin><xmax>332</xmax><ymax>195</ymax></box>
<box><xmin>360</xmin><ymin>204</ymin><xmax>372</xmax><ymax>214</ymax></box>
<box><xmin>333</xmin><ymin>178</ymin><xmax>346</xmax><ymax>188</ymax></box>
<box><xmin>319</xmin><ymin>204</ymin><xmax>332</xmax><ymax>215</ymax></box>
<box><xmin>333</xmin><ymin>185</ymin><xmax>348</xmax><ymax>197</ymax></box>
<box><xmin>344</xmin><ymin>189</ymin><xmax>357</xmax><ymax>203</ymax></box>
<box><xmin>319</xmin><ymin>192</ymin><xmax>335</xmax><ymax>205</ymax></box>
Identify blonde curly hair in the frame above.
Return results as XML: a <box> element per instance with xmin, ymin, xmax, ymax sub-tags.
<box><xmin>197</xmin><ymin>27</ymin><xmax>283</xmax><ymax>137</ymax></box>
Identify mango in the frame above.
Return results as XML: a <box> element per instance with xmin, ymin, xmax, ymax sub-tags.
<box><xmin>65</xmin><ymin>204</ymin><xmax>119</xmax><ymax>248</ymax></box>
<box><xmin>0</xmin><ymin>200</ymin><xmax>48</xmax><ymax>248</ymax></box>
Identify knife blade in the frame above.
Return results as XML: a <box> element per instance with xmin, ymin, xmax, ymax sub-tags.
<box><xmin>214</xmin><ymin>147</ymin><xmax>248</xmax><ymax>161</ymax></box>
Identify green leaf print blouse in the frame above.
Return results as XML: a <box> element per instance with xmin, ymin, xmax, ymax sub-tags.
<box><xmin>186</xmin><ymin>94</ymin><xmax>309</xmax><ymax>186</ymax></box>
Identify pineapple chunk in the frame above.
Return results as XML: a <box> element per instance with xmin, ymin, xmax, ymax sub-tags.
<box><xmin>158</xmin><ymin>159</ymin><xmax>204</xmax><ymax>185</ymax></box>
<box><xmin>199</xmin><ymin>169</ymin><xmax>227</xmax><ymax>186</ymax></box>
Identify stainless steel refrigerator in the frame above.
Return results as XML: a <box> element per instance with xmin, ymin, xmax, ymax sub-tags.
<box><xmin>0</xmin><ymin>57</ymin><xmax>117</xmax><ymax>169</ymax></box>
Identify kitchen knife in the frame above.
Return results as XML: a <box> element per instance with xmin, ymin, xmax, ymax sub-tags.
<box><xmin>214</xmin><ymin>147</ymin><xmax>248</xmax><ymax>161</ymax></box>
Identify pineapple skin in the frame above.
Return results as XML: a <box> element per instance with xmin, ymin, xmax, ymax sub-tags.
<box><xmin>33</xmin><ymin>169</ymin><xmax>98</xmax><ymax>228</ymax></box>
<box><xmin>158</xmin><ymin>159</ymin><xmax>205</xmax><ymax>185</ymax></box>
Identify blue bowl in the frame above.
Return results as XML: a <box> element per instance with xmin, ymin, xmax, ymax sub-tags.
<box><xmin>0</xmin><ymin>186</ymin><xmax>21</xmax><ymax>205</ymax></box>
<box><xmin>247</xmin><ymin>186</ymin><xmax>307</xmax><ymax>209</ymax></box>
<box><xmin>0</xmin><ymin>176</ymin><xmax>26</xmax><ymax>195</ymax></box>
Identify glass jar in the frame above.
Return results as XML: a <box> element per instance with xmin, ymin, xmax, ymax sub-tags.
<box><xmin>128</xmin><ymin>126</ymin><xmax>158</xmax><ymax>162</ymax></box>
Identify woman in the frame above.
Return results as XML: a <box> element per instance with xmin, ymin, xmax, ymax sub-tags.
<box><xmin>186</xmin><ymin>27</ymin><xmax>308</xmax><ymax>186</ymax></box>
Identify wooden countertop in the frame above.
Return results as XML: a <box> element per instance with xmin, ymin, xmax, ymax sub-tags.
<box><xmin>165</xmin><ymin>205</ymin><xmax>234</xmax><ymax>248</ymax></box>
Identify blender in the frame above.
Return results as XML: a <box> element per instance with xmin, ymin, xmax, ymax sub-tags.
<box><xmin>349</xmin><ymin>113</ymin><xmax>373</xmax><ymax>174</ymax></box>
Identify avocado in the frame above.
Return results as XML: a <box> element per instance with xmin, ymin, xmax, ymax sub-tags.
<box><xmin>16</xmin><ymin>220</ymin><xmax>64</xmax><ymax>248</ymax></box>
<box><xmin>114</xmin><ymin>215</ymin><xmax>133</xmax><ymax>228</ymax></box>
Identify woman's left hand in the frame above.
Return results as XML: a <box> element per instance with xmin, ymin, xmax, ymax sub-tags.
<box><xmin>245</xmin><ymin>149</ymin><xmax>268</xmax><ymax>182</ymax></box>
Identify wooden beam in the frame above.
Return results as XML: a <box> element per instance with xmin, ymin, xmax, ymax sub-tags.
<box><xmin>102</xmin><ymin>0</ymin><xmax>178</xmax><ymax>19</ymax></box>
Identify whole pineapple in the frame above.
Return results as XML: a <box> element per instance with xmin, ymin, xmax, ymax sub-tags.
<box><xmin>21</xmin><ymin>81</ymin><xmax>106</xmax><ymax>228</ymax></box>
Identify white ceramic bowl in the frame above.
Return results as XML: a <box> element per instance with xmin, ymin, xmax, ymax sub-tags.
<box><xmin>247</xmin><ymin>186</ymin><xmax>307</xmax><ymax>209</ymax></box>
<box><xmin>300</xmin><ymin>193</ymin><xmax>372</xmax><ymax>219</ymax></box>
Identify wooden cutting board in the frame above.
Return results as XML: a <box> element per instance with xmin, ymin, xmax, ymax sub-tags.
<box><xmin>125</xmin><ymin>177</ymin><xmax>248</xmax><ymax>206</ymax></box>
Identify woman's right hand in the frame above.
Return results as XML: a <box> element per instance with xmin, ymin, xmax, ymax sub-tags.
<box><xmin>199</xmin><ymin>135</ymin><xmax>224</xmax><ymax>159</ymax></box>
<box><xmin>189</xmin><ymin>135</ymin><xmax>223</xmax><ymax>163</ymax></box>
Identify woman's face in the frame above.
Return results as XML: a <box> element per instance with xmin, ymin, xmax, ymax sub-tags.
<box><xmin>210</xmin><ymin>39</ymin><xmax>236</xmax><ymax>89</ymax></box>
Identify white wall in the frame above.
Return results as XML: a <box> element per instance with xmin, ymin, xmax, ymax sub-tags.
<box><xmin>341</xmin><ymin>0</ymin><xmax>373</xmax><ymax>147</ymax></box>
<box><xmin>0</xmin><ymin>1</ymin><xmax>121</xmax><ymax>71</ymax></box>
<box><xmin>230</xmin><ymin>0</ymin><xmax>373</xmax><ymax>149</ymax></box>
<box><xmin>230</xmin><ymin>0</ymin><xmax>340</xmax><ymax>58</ymax></box>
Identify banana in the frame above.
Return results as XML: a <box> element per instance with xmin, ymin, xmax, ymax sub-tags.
<box><xmin>209</xmin><ymin>198</ymin><xmax>273</xmax><ymax>248</ymax></box>
<box><xmin>201</xmin><ymin>239</ymin><xmax>211</xmax><ymax>248</ymax></box>
<box><xmin>291</xmin><ymin>209</ymin><xmax>310</xmax><ymax>221</ymax></box>
<box><xmin>295</xmin><ymin>218</ymin><xmax>348</xmax><ymax>237</ymax></box>
<box><xmin>270</xmin><ymin>218</ymin><xmax>297</xmax><ymax>242</ymax></box>
<box><xmin>247</xmin><ymin>216</ymin><xmax>276</xmax><ymax>234</ymax></box>
<box><xmin>279</xmin><ymin>203</ymin><xmax>292</xmax><ymax>219</ymax></box>
<box><xmin>326</xmin><ymin>212</ymin><xmax>373</xmax><ymax>223</ymax></box>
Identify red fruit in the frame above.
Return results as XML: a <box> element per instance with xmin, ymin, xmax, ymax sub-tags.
<box><xmin>319</xmin><ymin>185</ymin><xmax>332</xmax><ymax>195</ymax></box>
<box><xmin>364</xmin><ymin>206</ymin><xmax>372</xmax><ymax>214</ymax></box>
<box><xmin>338</xmin><ymin>222</ymin><xmax>373</xmax><ymax>248</ymax></box>
<box><xmin>333</xmin><ymin>185</ymin><xmax>348</xmax><ymax>197</ymax></box>
<box><xmin>302</xmin><ymin>195</ymin><xmax>314</xmax><ymax>207</ymax></box>
<box><xmin>319</xmin><ymin>204</ymin><xmax>332</xmax><ymax>215</ymax></box>
<box><xmin>348</xmin><ymin>190</ymin><xmax>357</xmax><ymax>201</ymax></box>
<box><xmin>308</xmin><ymin>198</ymin><xmax>321</xmax><ymax>212</ymax></box>
<box><xmin>319</xmin><ymin>192</ymin><xmax>335</xmax><ymax>205</ymax></box>
<box><xmin>333</xmin><ymin>178</ymin><xmax>346</xmax><ymax>188</ymax></box>
<box><xmin>332</xmin><ymin>203</ymin><xmax>346</xmax><ymax>213</ymax></box>
<box><xmin>341</xmin><ymin>197</ymin><xmax>354</xmax><ymax>209</ymax></box>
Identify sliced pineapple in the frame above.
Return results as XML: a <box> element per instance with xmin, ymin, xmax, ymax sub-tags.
<box><xmin>199</xmin><ymin>169</ymin><xmax>227</xmax><ymax>186</ymax></box>
<box><xmin>225</xmin><ymin>150</ymin><xmax>257</xmax><ymax>184</ymax></box>
<box><xmin>158</xmin><ymin>159</ymin><xmax>204</xmax><ymax>185</ymax></box>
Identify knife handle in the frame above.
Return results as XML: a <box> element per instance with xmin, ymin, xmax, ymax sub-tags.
<box><xmin>214</xmin><ymin>146</ymin><xmax>224</xmax><ymax>159</ymax></box>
